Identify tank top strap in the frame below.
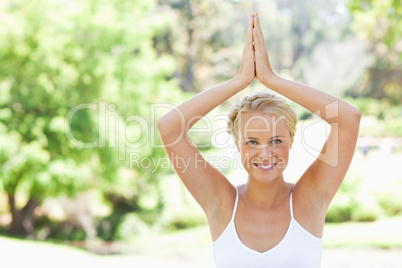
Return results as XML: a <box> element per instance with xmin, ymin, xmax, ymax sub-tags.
<box><xmin>230</xmin><ymin>187</ymin><xmax>239</xmax><ymax>222</ymax></box>
<box><xmin>289</xmin><ymin>191</ymin><xmax>294</xmax><ymax>219</ymax></box>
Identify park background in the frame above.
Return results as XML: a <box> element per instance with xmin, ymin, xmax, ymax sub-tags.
<box><xmin>0</xmin><ymin>0</ymin><xmax>401</xmax><ymax>267</ymax></box>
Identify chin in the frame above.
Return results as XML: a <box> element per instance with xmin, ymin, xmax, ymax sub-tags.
<box><xmin>249</xmin><ymin>173</ymin><xmax>281</xmax><ymax>184</ymax></box>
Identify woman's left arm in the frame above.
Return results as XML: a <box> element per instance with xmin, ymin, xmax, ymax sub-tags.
<box><xmin>253</xmin><ymin>14</ymin><xmax>361</xmax><ymax>208</ymax></box>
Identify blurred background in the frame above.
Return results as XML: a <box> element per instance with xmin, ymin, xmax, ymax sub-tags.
<box><xmin>0</xmin><ymin>0</ymin><xmax>401</xmax><ymax>267</ymax></box>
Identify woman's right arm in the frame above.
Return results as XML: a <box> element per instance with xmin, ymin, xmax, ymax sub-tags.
<box><xmin>157</xmin><ymin>15</ymin><xmax>255</xmax><ymax>215</ymax></box>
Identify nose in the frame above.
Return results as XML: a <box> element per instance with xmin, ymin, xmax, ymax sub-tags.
<box><xmin>258</xmin><ymin>145</ymin><xmax>273</xmax><ymax>160</ymax></box>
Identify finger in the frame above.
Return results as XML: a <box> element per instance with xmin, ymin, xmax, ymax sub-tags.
<box><xmin>253</xmin><ymin>27</ymin><xmax>260</xmax><ymax>52</ymax></box>
<box><xmin>253</xmin><ymin>26</ymin><xmax>267</xmax><ymax>62</ymax></box>
<box><xmin>253</xmin><ymin>14</ymin><xmax>266</xmax><ymax>47</ymax></box>
<box><xmin>246</xmin><ymin>14</ymin><xmax>254</xmax><ymax>47</ymax></box>
<box><xmin>253</xmin><ymin>13</ymin><xmax>263</xmax><ymax>35</ymax></box>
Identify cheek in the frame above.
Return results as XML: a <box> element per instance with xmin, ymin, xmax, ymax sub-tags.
<box><xmin>276</xmin><ymin>147</ymin><xmax>290</xmax><ymax>168</ymax></box>
<box><xmin>280</xmin><ymin>146</ymin><xmax>290</xmax><ymax>155</ymax></box>
<box><xmin>272</xmin><ymin>146</ymin><xmax>289</xmax><ymax>158</ymax></box>
<box><xmin>240</xmin><ymin>147</ymin><xmax>251</xmax><ymax>159</ymax></box>
<box><xmin>239</xmin><ymin>147</ymin><xmax>259</xmax><ymax>165</ymax></box>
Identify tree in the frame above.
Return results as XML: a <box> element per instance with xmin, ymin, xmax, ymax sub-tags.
<box><xmin>155</xmin><ymin>0</ymin><xmax>355</xmax><ymax>94</ymax></box>
<box><xmin>0</xmin><ymin>0</ymin><xmax>180</xmax><ymax>239</ymax></box>
<box><xmin>155</xmin><ymin>0</ymin><xmax>241</xmax><ymax>91</ymax></box>
<box><xmin>346</xmin><ymin>0</ymin><xmax>402</xmax><ymax>105</ymax></box>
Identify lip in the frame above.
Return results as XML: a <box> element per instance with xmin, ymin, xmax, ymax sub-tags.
<box><xmin>252</xmin><ymin>162</ymin><xmax>276</xmax><ymax>171</ymax></box>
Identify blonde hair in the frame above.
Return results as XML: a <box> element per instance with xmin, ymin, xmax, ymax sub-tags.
<box><xmin>227</xmin><ymin>91</ymin><xmax>298</xmax><ymax>145</ymax></box>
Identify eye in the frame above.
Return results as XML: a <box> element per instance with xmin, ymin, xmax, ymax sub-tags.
<box><xmin>271</xmin><ymin>139</ymin><xmax>282</xmax><ymax>144</ymax></box>
<box><xmin>246</xmin><ymin>140</ymin><xmax>257</xmax><ymax>145</ymax></box>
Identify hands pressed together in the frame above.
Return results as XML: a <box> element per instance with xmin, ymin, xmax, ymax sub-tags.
<box><xmin>238</xmin><ymin>13</ymin><xmax>275</xmax><ymax>86</ymax></box>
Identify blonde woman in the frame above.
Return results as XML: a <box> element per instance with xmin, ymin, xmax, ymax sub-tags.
<box><xmin>157</xmin><ymin>13</ymin><xmax>360</xmax><ymax>267</ymax></box>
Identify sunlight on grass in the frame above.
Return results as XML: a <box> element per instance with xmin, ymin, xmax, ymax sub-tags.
<box><xmin>324</xmin><ymin>217</ymin><xmax>402</xmax><ymax>248</ymax></box>
<box><xmin>2</xmin><ymin>217</ymin><xmax>402</xmax><ymax>267</ymax></box>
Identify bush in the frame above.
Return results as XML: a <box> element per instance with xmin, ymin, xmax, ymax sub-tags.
<box><xmin>350</xmin><ymin>193</ymin><xmax>381</xmax><ymax>222</ymax></box>
<box><xmin>325</xmin><ymin>199</ymin><xmax>353</xmax><ymax>222</ymax></box>
<box><xmin>376</xmin><ymin>187</ymin><xmax>402</xmax><ymax>216</ymax></box>
<box><xmin>345</xmin><ymin>97</ymin><xmax>401</xmax><ymax>119</ymax></box>
<box><xmin>35</xmin><ymin>215</ymin><xmax>87</xmax><ymax>241</ymax></box>
<box><xmin>326</xmin><ymin>195</ymin><xmax>380</xmax><ymax>223</ymax></box>
<box><xmin>326</xmin><ymin>175</ymin><xmax>380</xmax><ymax>223</ymax></box>
<box><xmin>115</xmin><ymin>213</ymin><xmax>151</xmax><ymax>240</ymax></box>
<box><xmin>160</xmin><ymin>206</ymin><xmax>206</xmax><ymax>232</ymax></box>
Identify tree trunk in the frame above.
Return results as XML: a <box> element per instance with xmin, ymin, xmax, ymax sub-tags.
<box><xmin>8</xmin><ymin>194</ymin><xmax>39</xmax><ymax>238</ymax></box>
<box><xmin>181</xmin><ymin>25</ymin><xmax>196</xmax><ymax>92</ymax></box>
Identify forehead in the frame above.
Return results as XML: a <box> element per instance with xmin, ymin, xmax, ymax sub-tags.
<box><xmin>239</xmin><ymin>112</ymin><xmax>289</xmax><ymax>137</ymax></box>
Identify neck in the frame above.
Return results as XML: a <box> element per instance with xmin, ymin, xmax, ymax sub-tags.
<box><xmin>242</xmin><ymin>175</ymin><xmax>292</xmax><ymax>208</ymax></box>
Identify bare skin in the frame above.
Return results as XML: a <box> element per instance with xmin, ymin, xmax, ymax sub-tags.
<box><xmin>157</xmin><ymin>13</ymin><xmax>361</xmax><ymax>253</ymax></box>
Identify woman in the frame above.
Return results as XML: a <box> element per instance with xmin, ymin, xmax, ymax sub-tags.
<box><xmin>157</xmin><ymin>13</ymin><xmax>360</xmax><ymax>267</ymax></box>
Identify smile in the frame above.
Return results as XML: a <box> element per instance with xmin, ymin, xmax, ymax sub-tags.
<box><xmin>253</xmin><ymin>163</ymin><xmax>276</xmax><ymax>170</ymax></box>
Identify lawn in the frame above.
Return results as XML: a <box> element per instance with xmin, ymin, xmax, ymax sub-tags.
<box><xmin>1</xmin><ymin>217</ymin><xmax>402</xmax><ymax>267</ymax></box>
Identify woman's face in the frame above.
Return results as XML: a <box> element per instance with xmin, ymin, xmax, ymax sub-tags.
<box><xmin>238</xmin><ymin>111</ymin><xmax>293</xmax><ymax>183</ymax></box>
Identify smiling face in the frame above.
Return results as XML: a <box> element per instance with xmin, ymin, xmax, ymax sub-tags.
<box><xmin>238</xmin><ymin>111</ymin><xmax>293</xmax><ymax>184</ymax></box>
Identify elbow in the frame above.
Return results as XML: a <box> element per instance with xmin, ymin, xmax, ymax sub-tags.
<box><xmin>157</xmin><ymin>116</ymin><xmax>182</xmax><ymax>138</ymax></box>
<box><xmin>351</xmin><ymin>107</ymin><xmax>361</xmax><ymax>123</ymax></box>
<box><xmin>156</xmin><ymin>117</ymin><xmax>164</xmax><ymax>130</ymax></box>
<box><xmin>343</xmin><ymin>102</ymin><xmax>361</xmax><ymax>122</ymax></box>
<box><xmin>157</xmin><ymin>116</ymin><xmax>168</xmax><ymax>136</ymax></box>
<box><xmin>345</xmin><ymin>107</ymin><xmax>361</xmax><ymax>132</ymax></box>
<box><xmin>339</xmin><ymin>105</ymin><xmax>361</xmax><ymax>130</ymax></box>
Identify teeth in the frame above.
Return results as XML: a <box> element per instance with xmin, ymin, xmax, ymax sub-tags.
<box><xmin>257</xmin><ymin>163</ymin><xmax>274</xmax><ymax>169</ymax></box>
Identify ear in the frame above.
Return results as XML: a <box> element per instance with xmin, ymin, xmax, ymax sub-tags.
<box><xmin>289</xmin><ymin>139</ymin><xmax>293</xmax><ymax>150</ymax></box>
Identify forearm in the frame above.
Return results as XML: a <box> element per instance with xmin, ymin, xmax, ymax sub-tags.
<box><xmin>263</xmin><ymin>75</ymin><xmax>360</xmax><ymax>124</ymax></box>
<box><xmin>158</xmin><ymin>13</ymin><xmax>256</xmax><ymax>141</ymax></box>
<box><xmin>158</xmin><ymin>76</ymin><xmax>247</xmax><ymax>138</ymax></box>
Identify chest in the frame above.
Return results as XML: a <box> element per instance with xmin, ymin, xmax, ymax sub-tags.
<box><xmin>234</xmin><ymin>200</ymin><xmax>291</xmax><ymax>253</ymax></box>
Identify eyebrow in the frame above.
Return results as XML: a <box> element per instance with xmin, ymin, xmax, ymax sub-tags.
<box><xmin>243</xmin><ymin>135</ymin><xmax>285</xmax><ymax>140</ymax></box>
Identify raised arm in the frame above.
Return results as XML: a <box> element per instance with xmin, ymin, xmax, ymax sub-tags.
<box><xmin>157</xmin><ymin>15</ymin><xmax>255</xmax><ymax>214</ymax></box>
<box><xmin>252</xmin><ymin>14</ymin><xmax>361</xmax><ymax>210</ymax></box>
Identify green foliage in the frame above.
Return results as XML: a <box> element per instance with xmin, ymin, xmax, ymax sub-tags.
<box><xmin>0</xmin><ymin>132</ymin><xmax>50</xmax><ymax>198</ymax></box>
<box><xmin>346</xmin><ymin>0</ymin><xmax>402</xmax><ymax>105</ymax></box>
<box><xmin>156</xmin><ymin>0</ymin><xmax>354</xmax><ymax>92</ymax></box>
<box><xmin>114</xmin><ymin>213</ymin><xmax>151</xmax><ymax>240</ymax></box>
<box><xmin>376</xmin><ymin>185</ymin><xmax>402</xmax><ymax>216</ymax></box>
<box><xmin>359</xmin><ymin>117</ymin><xmax>402</xmax><ymax>137</ymax></box>
<box><xmin>343</xmin><ymin>97</ymin><xmax>402</xmax><ymax>137</ymax></box>
<box><xmin>326</xmin><ymin>175</ymin><xmax>381</xmax><ymax>223</ymax></box>
<box><xmin>2</xmin><ymin>0</ymin><xmax>399</xmax><ymax>240</ymax></box>
<box><xmin>325</xmin><ymin>201</ymin><xmax>354</xmax><ymax>222</ymax></box>
<box><xmin>0</xmin><ymin>0</ymin><xmax>182</xmax><ymax>239</ymax></box>
<box><xmin>348</xmin><ymin>0</ymin><xmax>402</xmax><ymax>48</ymax></box>
<box><xmin>326</xmin><ymin>175</ymin><xmax>359</xmax><ymax>223</ymax></box>
<box><xmin>161</xmin><ymin>206</ymin><xmax>207</xmax><ymax>232</ymax></box>
<box><xmin>36</xmin><ymin>215</ymin><xmax>87</xmax><ymax>241</ymax></box>
<box><xmin>345</xmin><ymin>97</ymin><xmax>383</xmax><ymax>117</ymax></box>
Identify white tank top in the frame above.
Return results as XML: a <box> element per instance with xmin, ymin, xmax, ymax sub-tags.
<box><xmin>212</xmin><ymin>188</ymin><xmax>323</xmax><ymax>268</ymax></box>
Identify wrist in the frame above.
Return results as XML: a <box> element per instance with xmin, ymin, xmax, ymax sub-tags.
<box><xmin>260</xmin><ymin>73</ymin><xmax>279</xmax><ymax>87</ymax></box>
<box><xmin>233</xmin><ymin>75</ymin><xmax>253</xmax><ymax>89</ymax></box>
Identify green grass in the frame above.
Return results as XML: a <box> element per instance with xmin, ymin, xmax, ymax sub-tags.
<box><xmin>0</xmin><ymin>235</ymin><xmax>100</xmax><ymax>267</ymax></box>
<box><xmin>131</xmin><ymin>216</ymin><xmax>402</xmax><ymax>251</ymax></box>
<box><xmin>1</xmin><ymin>217</ymin><xmax>402</xmax><ymax>267</ymax></box>
<box><xmin>323</xmin><ymin>217</ymin><xmax>402</xmax><ymax>248</ymax></box>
